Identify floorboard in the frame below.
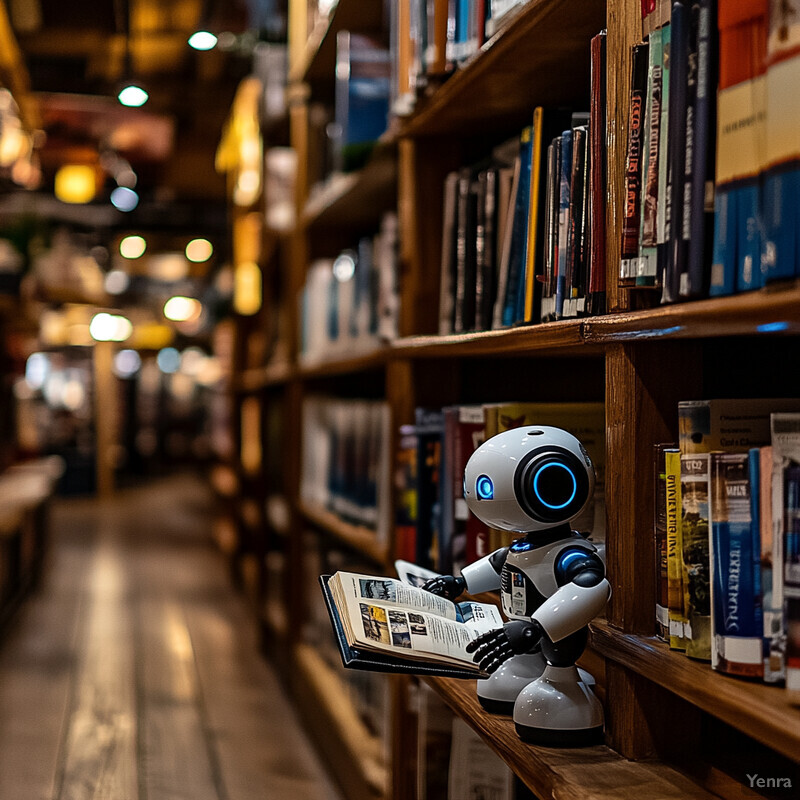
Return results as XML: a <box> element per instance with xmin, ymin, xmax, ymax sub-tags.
<box><xmin>0</xmin><ymin>473</ymin><xmax>343</xmax><ymax>800</ymax></box>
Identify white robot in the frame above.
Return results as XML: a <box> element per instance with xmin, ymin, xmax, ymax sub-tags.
<box><xmin>423</xmin><ymin>425</ymin><xmax>610</xmax><ymax>745</ymax></box>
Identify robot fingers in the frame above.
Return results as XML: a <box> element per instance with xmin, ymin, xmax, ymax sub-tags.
<box><xmin>421</xmin><ymin>575</ymin><xmax>466</xmax><ymax>600</ymax></box>
<box><xmin>466</xmin><ymin>628</ymin><xmax>515</xmax><ymax>673</ymax></box>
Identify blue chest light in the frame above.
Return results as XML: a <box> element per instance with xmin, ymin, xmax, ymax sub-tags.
<box><xmin>476</xmin><ymin>474</ymin><xmax>494</xmax><ymax>500</ymax></box>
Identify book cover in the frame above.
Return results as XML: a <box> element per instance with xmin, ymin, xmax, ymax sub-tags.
<box><xmin>540</xmin><ymin>137</ymin><xmax>561</xmax><ymax>322</ymax></box>
<box><xmin>320</xmin><ymin>572</ymin><xmax>503</xmax><ymax>677</ymax></box>
<box><xmin>563</xmin><ymin>126</ymin><xmax>589</xmax><ymax>318</ymax></box>
<box><xmin>654</xmin><ymin>443</ymin><xmax>673</xmax><ymax>641</ymax></box>
<box><xmin>475</xmin><ymin>168</ymin><xmax>499</xmax><ymax>331</ymax></box>
<box><xmin>554</xmin><ymin>129</ymin><xmax>574</xmax><ymax>319</ymax></box>
<box><xmin>769</xmin><ymin>413</ymin><xmax>800</xmax><ymax>684</ymax></box>
<box><xmin>680</xmin><ymin>452</ymin><xmax>712</xmax><ymax>660</ymax></box>
<box><xmin>656</xmin><ymin>21</ymin><xmax>672</xmax><ymax>299</ymax></box>
<box><xmin>662</xmin><ymin>0</ymin><xmax>689</xmax><ymax>303</ymax></box>
<box><xmin>500</xmin><ymin>126</ymin><xmax>533</xmax><ymax>327</ymax></box>
<box><xmin>439</xmin><ymin>171</ymin><xmax>460</xmax><ymax>335</ymax></box>
<box><xmin>709</xmin><ymin>451</ymin><xmax>763</xmax><ymax>677</ymax></box>
<box><xmin>492</xmin><ymin>153</ymin><xmax>522</xmax><ymax>329</ymax></box>
<box><xmin>415</xmin><ymin>408</ymin><xmax>445</xmax><ymax>570</ymax></box>
<box><xmin>587</xmin><ymin>29</ymin><xmax>608</xmax><ymax>316</ymax></box>
<box><xmin>620</xmin><ymin>41</ymin><xmax>650</xmax><ymax>287</ymax></box>
<box><xmin>758</xmin><ymin>445</ymin><xmax>784</xmax><ymax>682</ymax></box>
<box><xmin>665</xmin><ymin>447</ymin><xmax>689</xmax><ymax>649</ymax></box>
<box><xmin>396</xmin><ymin>424</ymin><xmax>419</xmax><ymax>564</ymax></box>
<box><xmin>762</xmin><ymin>0</ymin><xmax>800</xmax><ymax>285</ymax></box>
<box><xmin>637</xmin><ymin>27</ymin><xmax>664</xmax><ymax>288</ymax></box>
<box><xmin>453</xmin><ymin>167</ymin><xmax>479</xmax><ymax>332</ymax></box>
<box><xmin>685</xmin><ymin>0</ymin><xmax>717</xmax><ymax>298</ymax></box>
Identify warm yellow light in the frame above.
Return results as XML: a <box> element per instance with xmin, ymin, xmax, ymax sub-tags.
<box><xmin>89</xmin><ymin>313</ymin><xmax>132</xmax><ymax>342</ymax></box>
<box><xmin>119</xmin><ymin>235</ymin><xmax>146</xmax><ymax>259</ymax></box>
<box><xmin>129</xmin><ymin>323</ymin><xmax>173</xmax><ymax>350</ymax></box>
<box><xmin>185</xmin><ymin>238</ymin><xmax>213</xmax><ymax>262</ymax></box>
<box><xmin>163</xmin><ymin>296</ymin><xmax>202</xmax><ymax>322</ymax></box>
<box><xmin>234</xmin><ymin>261</ymin><xmax>262</xmax><ymax>315</ymax></box>
<box><xmin>55</xmin><ymin>164</ymin><xmax>96</xmax><ymax>204</ymax></box>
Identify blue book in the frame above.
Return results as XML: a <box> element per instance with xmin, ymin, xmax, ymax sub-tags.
<box><xmin>554</xmin><ymin>129</ymin><xmax>573</xmax><ymax>320</ymax></box>
<box><xmin>761</xmin><ymin>170</ymin><xmax>799</xmax><ymax>284</ymax></box>
<box><xmin>710</xmin><ymin>451</ymin><xmax>763</xmax><ymax>677</ymax></box>
<box><xmin>500</xmin><ymin>126</ymin><xmax>533</xmax><ymax>327</ymax></box>
<box><xmin>737</xmin><ymin>183</ymin><xmax>762</xmax><ymax>291</ymax></box>
<box><xmin>709</xmin><ymin>189</ymin><xmax>736</xmax><ymax>296</ymax></box>
<box><xmin>685</xmin><ymin>0</ymin><xmax>717</xmax><ymax>298</ymax></box>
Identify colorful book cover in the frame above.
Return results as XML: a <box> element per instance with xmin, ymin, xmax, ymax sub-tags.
<box><xmin>395</xmin><ymin>424</ymin><xmax>419</xmax><ymax>564</ymax></box>
<box><xmin>554</xmin><ymin>129</ymin><xmax>573</xmax><ymax>319</ymax></box>
<box><xmin>680</xmin><ymin>452</ymin><xmax>711</xmax><ymax>660</ymax></box>
<box><xmin>709</xmin><ymin>451</ymin><xmax>763</xmax><ymax>677</ymax></box>
<box><xmin>656</xmin><ymin>22</ymin><xmax>672</xmax><ymax>299</ymax></box>
<box><xmin>620</xmin><ymin>41</ymin><xmax>650</xmax><ymax>286</ymax></box>
<box><xmin>654</xmin><ymin>443</ymin><xmax>674</xmax><ymax>641</ymax></box>
<box><xmin>637</xmin><ymin>27</ymin><xmax>664</xmax><ymax>288</ymax></box>
<box><xmin>758</xmin><ymin>445</ymin><xmax>783</xmax><ymax>682</ymax></box>
<box><xmin>665</xmin><ymin>448</ymin><xmax>689</xmax><ymax>649</ymax></box>
<box><xmin>762</xmin><ymin>0</ymin><xmax>800</xmax><ymax>284</ymax></box>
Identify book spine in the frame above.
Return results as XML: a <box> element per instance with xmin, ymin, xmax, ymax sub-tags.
<box><xmin>588</xmin><ymin>30</ymin><xmax>608</xmax><ymax>316</ymax></box>
<box><xmin>620</xmin><ymin>42</ymin><xmax>650</xmax><ymax>286</ymax></box>
<box><xmin>654</xmin><ymin>444</ymin><xmax>672</xmax><ymax>641</ymax></box>
<box><xmin>681</xmin><ymin>452</ymin><xmax>712</xmax><ymax>661</ymax></box>
<box><xmin>709</xmin><ymin>451</ymin><xmax>763</xmax><ymax>677</ymax></box>
<box><xmin>523</xmin><ymin>107</ymin><xmax>545</xmax><ymax>324</ymax></box>
<box><xmin>784</xmin><ymin>464</ymin><xmax>800</xmax><ymax>690</ymax></box>
<box><xmin>637</xmin><ymin>28</ymin><xmax>664</xmax><ymax>287</ymax></box>
<box><xmin>656</xmin><ymin>22</ymin><xmax>672</xmax><ymax>299</ymax></box>
<box><xmin>439</xmin><ymin>172</ymin><xmax>459</xmax><ymax>334</ymax></box>
<box><xmin>554</xmin><ymin>129</ymin><xmax>574</xmax><ymax>319</ymax></box>
<box><xmin>663</xmin><ymin>1</ymin><xmax>689</xmax><ymax>303</ymax></box>
<box><xmin>758</xmin><ymin>445</ymin><xmax>782</xmax><ymax>682</ymax></box>
<box><xmin>666</xmin><ymin>448</ymin><xmax>689</xmax><ymax>648</ymax></box>
<box><xmin>540</xmin><ymin>138</ymin><xmax>560</xmax><ymax>322</ymax></box>
<box><xmin>685</xmin><ymin>0</ymin><xmax>717</xmax><ymax>298</ymax></box>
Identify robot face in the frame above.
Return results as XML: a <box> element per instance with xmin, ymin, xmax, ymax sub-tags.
<box><xmin>463</xmin><ymin>425</ymin><xmax>595</xmax><ymax>532</ymax></box>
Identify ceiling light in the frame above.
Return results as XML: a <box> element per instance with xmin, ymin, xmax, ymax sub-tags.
<box><xmin>119</xmin><ymin>235</ymin><xmax>146</xmax><ymax>258</ymax></box>
<box><xmin>90</xmin><ymin>313</ymin><xmax>133</xmax><ymax>342</ymax></box>
<box><xmin>110</xmin><ymin>186</ymin><xmax>139</xmax><ymax>212</ymax></box>
<box><xmin>163</xmin><ymin>296</ymin><xmax>202</xmax><ymax>322</ymax></box>
<box><xmin>188</xmin><ymin>31</ymin><xmax>217</xmax><ymax>50</ymax></box>
<box><xmin>185</xmin><ymin>238</ymin><xmax>213</xmax><ymax>262</ymax></box>
<box><xmin>117</xmin><ymin>83</ymin><xmax>148</xmax><ymax>107</ymax></box>
<box><xmin>54</xmin><ymin>164</ymin><xmax>96</xmax><ymax>204</ymax></box>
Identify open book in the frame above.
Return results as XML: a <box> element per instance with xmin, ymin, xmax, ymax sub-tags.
<box><xmin>320</xmin><ymin>570</ymin><xmax>504</xmax><ymax>678</ymax></box>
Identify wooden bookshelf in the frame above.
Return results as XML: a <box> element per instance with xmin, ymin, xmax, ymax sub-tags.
<box><xmin>399</xmin><ymin>0</ymin><xmax>605</xmax><ymax>137</ymax></box>
<box><xmin>425</xmin><ymin>675</ymin><xmax>719</xmax><ymax>799</ymax></box>
<box><xmin>590</xmin><ymin>621</ymin><xmax>800</xmax><ymax>764</ymax></box>
<box><xmin>292</xmin><ymin>644</ymin><xmax>387</xmax><ymax>799</ymax></box>
<box><xmin>297</xmin><ymin>500</ymin><xmax>388</xmax><ymax>566</ymax></box>
<box><xmin>222</xmin><ymin>0</ymin><xmax>800</xmax><ymax>797</ymax></box>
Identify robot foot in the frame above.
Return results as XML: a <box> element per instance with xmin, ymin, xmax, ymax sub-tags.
<box><xmin>477</xmin><ymin>696</ymin><xmax>515</xmax><ymax>716</ymax></box>
<box><xmin>514</xmin><ymin>723</ymin><xmax>603</xmax><ymax>747</ymax></box>
<box><xmin>512</xmin><ymin>664</ymin><xmax>604</xmax><ymax>746</ymax></box>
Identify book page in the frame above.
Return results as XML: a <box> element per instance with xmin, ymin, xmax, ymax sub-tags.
<box><xmin>395</xmin><ymin>559</ymin><xmax>440</xmax><ymax>587</ymax></box>
<box><xmin>343</xmin><ymin>597</ymin><xmax>502</xmax><ymax>668</ymax></box>
<box><xmin>333</xmin><ymin>571</ymin><xmax>458</xmax><ymax>619</ymax></box>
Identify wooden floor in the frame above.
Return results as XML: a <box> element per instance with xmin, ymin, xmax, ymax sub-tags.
<box><xmin>0</xmin><ymin>473</ymin><xmax>343</xmax><ymax>800</ymax></box>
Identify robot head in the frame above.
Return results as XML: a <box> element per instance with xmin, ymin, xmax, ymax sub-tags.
<box><xmin>464</xmin><ymin>425</ymin><xmax>595</xmax><ymax>533</ymax></box>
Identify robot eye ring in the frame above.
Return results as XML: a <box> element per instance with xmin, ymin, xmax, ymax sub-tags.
<box><xmin>533</xmin><ymin>462</ymin><xmax>577</xmax><ymax>509</ymax></box>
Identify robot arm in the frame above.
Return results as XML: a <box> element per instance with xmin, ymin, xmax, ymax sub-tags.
<box><xmin>533</xmin><ymin>549</ymin><xmax>609</xmax><ymax>642</ymax></box>
<box><xmin>422</xmin><ymin>548</ymin><xmax>507</xmax><ymax>600</ymax></box>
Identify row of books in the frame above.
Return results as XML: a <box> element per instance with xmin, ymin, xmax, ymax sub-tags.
<box><xmin>654</xmin><ymin>397</ymin><xmax>800</xmax><ymax>690</ymax></box>
<box><xmin>622</xmin><ymin>0</ymin><xmax>800</xmax><ymax>303</ymax></box>
<box><xmin>300</xmin><ymin>396</ymin><xmax>392</xmax><ymax>544</ymax></box>
<box><xmin>437</xmin><ymin>81</ymin><xmax>608</xmax><ymax>333</ymax></box>
<box><xmin>396</xmin><ymin>401</ymin><xmax>606</xmax><ymax>575</ymax></box>
<box><xmin>393</xmin><ymin>0</ymin><xmax>533</xmax><ymax>115</ymax></box>
<box><xmin>299</xmin><ymin>212</ymin><xmax>399</xmax><ymax>365</ymax></box>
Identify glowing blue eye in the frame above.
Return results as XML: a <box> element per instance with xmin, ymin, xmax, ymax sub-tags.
<box><xmin>533</xmin><ymin>463</ymin><xmax>577</xmax><ymax>509</ymax></box>
<box><xmin>476</xmin><ymin>475</ymin><xmax>494</xmax><ymax>500</ymax></box>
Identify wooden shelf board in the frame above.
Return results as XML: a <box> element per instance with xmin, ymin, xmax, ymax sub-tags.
<box><xmin>392</xmin><ymin>318</ymin><xmax>591</xmax><ymax>358</ymax></box>
<box><xmin>300</xmin><ymin>143</ymin><xmax>397</xmax><ymax>232</ymax></box>
<box><xmin>424</xmin><ymin>675</ymin><xmax>719</xmax><ymax>799</ymax></box>
<box><xmin>585</xmin><ymin>282</ymin><xmax>800</xmax><ymax>342</ymax></box>
<box><xmin>590</xmin><ymin>620</ymin><xmax>800</xmax><ymax>764</ymax></box>
<box><xmin>399</xmin><ymin>0</ymin><xmax>605</xmax><ymax>138</ymax></box>
<box><xmin>297</xmin><ymin>500</ymin><xmax>388</xmax><ymax>565</ymax></box>
<box><xmin>289</xmin><ymin>0</ymin><xmax>386</xmax><ymax>86</ymax></box>
<box><xmin>236</xmin><ymin>360</ymin><xmax>294</xmax><ymax>392</ymax></box>
<box><xmin>293</xmin><ymin>643</ymin><xmax>387</xmax><ymax>799</ymax></box>
<box><xmin>297</xmin><ymin>345</ymin><xmax>390</xmax><ymax>379</ymax></box>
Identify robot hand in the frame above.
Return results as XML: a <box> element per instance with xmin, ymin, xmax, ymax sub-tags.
<box><xmin>466</xmin><ymin>619</ymin><xmax>543</xmax><ymax>674</ymax></box>
<box><xmin>421</xmin><ymin>575</ymin><xmax>466</xmax><ymax>601</ymax></box>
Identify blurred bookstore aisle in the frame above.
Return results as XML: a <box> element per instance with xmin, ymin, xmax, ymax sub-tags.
<box><xmin>0</xmin><ymin>472</ymin><xmax>342</xmax><ymax>800</ymax></box>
